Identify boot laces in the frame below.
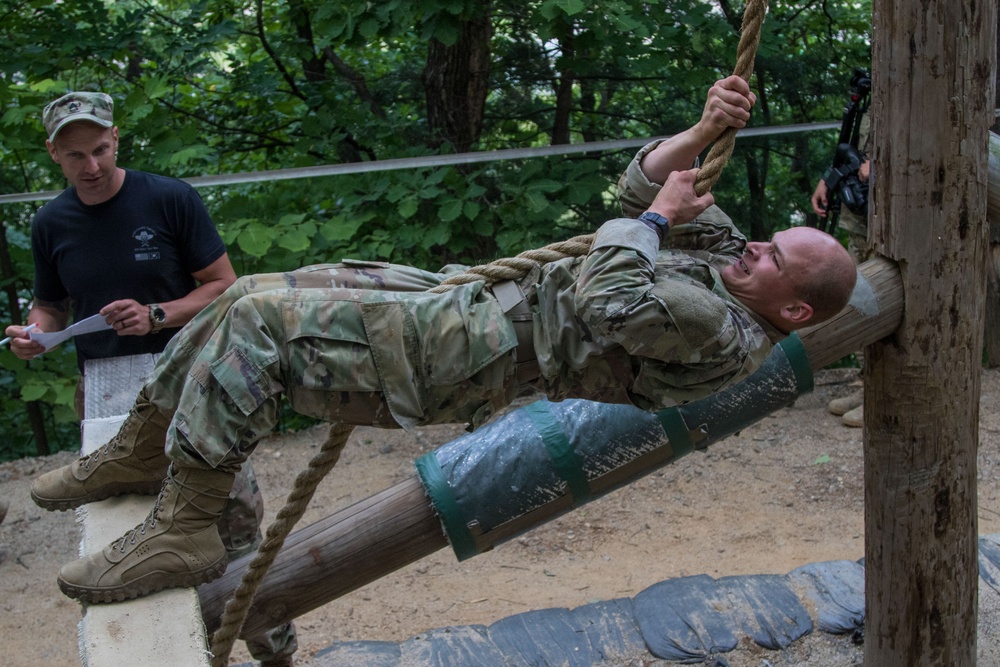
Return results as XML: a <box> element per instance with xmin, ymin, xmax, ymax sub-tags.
<box><xmin>81</xmin><ymin>430</ymin><xmax>125</xmax><ymax>471</ymax></box>
<box><xmin>80</xmin><ymin>403</ymin><xmax>157</xmax><ymax>471</ymax></box>
<box><xmin>113</xmin><ymin>477</ymin><xmax>170</xmax><ymax>552</ymax></box>
<box><xmin>111</xmin><ymin>467</ymin><xmax>230</xmax><ymax>552</ymax></box>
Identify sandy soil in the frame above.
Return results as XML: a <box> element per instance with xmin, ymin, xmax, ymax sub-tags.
<box><xmin>2</xmin><ymin>367</ymin><xmax>999</xmax><ymax>666</ymax></box>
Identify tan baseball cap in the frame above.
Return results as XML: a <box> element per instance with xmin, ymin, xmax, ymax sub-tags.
<box><xmin>42</xmin><ymin>91</ymin><xmax>114</xmax><ymax>142</ymax></box>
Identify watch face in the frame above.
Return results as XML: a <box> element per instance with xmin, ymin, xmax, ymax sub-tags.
<box><xmin>151</xmin><ymin>306</ymin><xmax>166</xmax><ymax>323</ymax></box>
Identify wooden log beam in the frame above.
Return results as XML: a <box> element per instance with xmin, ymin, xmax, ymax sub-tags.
<box><xmin>201</xmin><ymin>475</ymin><xmax>446</xmax><ymax>640</ymax></box>
<box><xmin>199</xmin><ymin>256</ymin><xmax>903</xmax><ymax>639</ymax></box>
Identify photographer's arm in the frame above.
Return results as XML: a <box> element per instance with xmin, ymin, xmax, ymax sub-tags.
<box><xmin>811</xmin><ymin>178</ymin><xmax>830</xmax><ymax>215</ymax></box>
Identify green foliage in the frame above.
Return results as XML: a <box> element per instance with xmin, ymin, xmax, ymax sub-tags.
<box><xmin>0</xmin><ymin>0</ymin><xmax>872</xmax><ymax>459</ymax></box>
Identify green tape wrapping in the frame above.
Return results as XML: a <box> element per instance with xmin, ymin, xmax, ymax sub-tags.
<box><xmin>777</xmin><ymin>332</ymin><xmax>814</xmax><ymax>394</ymax></box>
<box><xmin>523</xmin><ymin>401</ymin><xmax>592</xmax><ymax>505</ymax></box>
<box><xmin>415</xmin><ymin>452</ymin><xmax>478</xmax><ymax>561</ymax></box>
<box><xmin>656</xmin><ymin>407</ymin><xmax>694</xmax><ymax>458</ymax></box>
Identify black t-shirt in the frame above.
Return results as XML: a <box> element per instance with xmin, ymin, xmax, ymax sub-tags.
<box><xmin>31</xmin><ymin>169</ymin><xmax>227</xmax><ymax>368</ymax></box>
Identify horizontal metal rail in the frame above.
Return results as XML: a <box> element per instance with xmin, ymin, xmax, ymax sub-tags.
<box><xmin>0</xmin><ymin>121</ymin><xmax>840</xmax><ymax>205</ymax></box>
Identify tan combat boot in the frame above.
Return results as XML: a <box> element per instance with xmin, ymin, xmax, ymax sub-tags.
<box><xmin>31</xmin><ymin>390</ymin><xmax>171</xmax><ymax>511</ymax></box>
<box><xmin>57</xmin><ymin>463</ymin><xmax>234</xmax><ymax>603</ymax></box>
<box><xmin>827</xmin><ymin>389</ymin><xmax>863</xmax><ymax>416</ymax></box>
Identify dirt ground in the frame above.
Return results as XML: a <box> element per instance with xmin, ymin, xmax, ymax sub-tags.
<box><xmin>2</xmin><ymin>367</ymin><xmax>999</xmax><ymax>666</ymax></box>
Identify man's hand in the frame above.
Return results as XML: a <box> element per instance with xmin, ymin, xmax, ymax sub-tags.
<box><xmin>5</xmin><ymin>323</ymin><xmax>46</xmax><ymax>360</ymax></box>
<box><xmin>811</xmin><ymin>178</ymin><xmax>829</xmax><ymax>215</ymax></box>
<box><xmin>693</xmin><ymin>76</ymin><xmax>757</xmax><ymax>145</ymax></box>
<box><xmin>100</xmin><ymin>299</ymin><xmax>154</xmax><ymax>336</ymax></box>
<box><xmin>859</xmin><ymin>160</ymin><xmax>871</xmax><ymax>182</ymax></box>
<box><xmin>645</xmin><ymin>169</ymin><xmax>715</xmax><ymax>227</ymax></box>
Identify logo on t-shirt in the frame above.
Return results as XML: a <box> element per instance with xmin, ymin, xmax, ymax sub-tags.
<box><xmin>133</xmin><ymin>227</ymin><xmax>161</xmax><ymax>261</ymax></box>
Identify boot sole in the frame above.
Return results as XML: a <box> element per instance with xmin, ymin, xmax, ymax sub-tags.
<box><xmin>31</xmin><ymin>480</ymin><xmax>165</xmax><ymax>512</ymax></box>
<box><xmin>57</xmin><ymin>557</ymin><xmax>227</xmax><ymax>604</ymax></box>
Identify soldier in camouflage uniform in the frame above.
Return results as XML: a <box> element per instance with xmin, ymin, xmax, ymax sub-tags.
<box><xmin>33</xmin><ymin>76</ymin><xmax>857</xmax><ymax>610</ymax></box>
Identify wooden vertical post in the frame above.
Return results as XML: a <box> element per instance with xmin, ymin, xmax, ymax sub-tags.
<box><xmin>866</xmin><ymin>1</ymin><xmax>996</xmax><ymax>665</ymax></box>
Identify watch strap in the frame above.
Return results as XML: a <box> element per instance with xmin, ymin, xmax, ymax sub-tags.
<box><xmin>638</xmin><ymin>211</ymin><xmax>670</xmax><ymax>241</ymax></box>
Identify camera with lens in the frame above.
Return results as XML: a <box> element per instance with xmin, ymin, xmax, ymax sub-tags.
<box><xmin>823</xmin><ymin>143</ymin><xmax>869</xmax><ymax>217</ymax></box>
<box><xmin>818</xmin><ymin>67</ymin><xmax>872</xmax><ymax>231</ymax></box>
<box><xmin>849</xmin><ymin>68</ymin><xmax>871</xmax><ymax>100</ymax></box>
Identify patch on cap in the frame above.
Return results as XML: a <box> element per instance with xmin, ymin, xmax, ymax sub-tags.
<box><xmin>42</xmin><ymin>91</ymin><xmax>114</xmax><ymax>142</ymax></box>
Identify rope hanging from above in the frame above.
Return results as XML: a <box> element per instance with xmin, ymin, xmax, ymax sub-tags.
<box><xmin>429</xmin><ymin>0</ymin><xmax>768</xmax><ymax>294</ymax></box>
<box><xmin>209</xmin><ymin>423</ymin><xmax>354</xmax><ymax>667</ymax></box>
<box><xmin>208</xmin><ymin>0</ymin><xmax>768</xmax><ymax>663</ymax></box>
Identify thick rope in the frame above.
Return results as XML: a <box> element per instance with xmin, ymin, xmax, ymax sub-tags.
<box><xmin>208</xmin><ymin>423</ymin><xmax>354</xmax><ymax>666</ymax></box>
<box><xmin>692</xmin><ymin>0</ymin><xmax>767</xmax><ymax>197</ymax></box>
<box><xmin>206</xmin><ymin>1</ymin><xmax>768</xmax><ymax>663</ymax></box>
<box><xmin>426</xmin><ymin>235</ymin><xmax>595</xmax><ymax>292</ymax></box>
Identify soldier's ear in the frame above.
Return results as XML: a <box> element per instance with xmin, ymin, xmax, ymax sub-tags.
<box><xmin>779</xmin><ymin>301</ymin><xmax>813</xmax><ymax>326</ymax></box>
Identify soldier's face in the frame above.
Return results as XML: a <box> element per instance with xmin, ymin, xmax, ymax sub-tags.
<box><xmin>721</xmin><ymin>227</ymin><xmax>825</xmax><ymax>324</ymax></box>
<box><xmin>47</xmin><ymin>123</ymin><xmax>119</xmax><ymax>205</ymax></box>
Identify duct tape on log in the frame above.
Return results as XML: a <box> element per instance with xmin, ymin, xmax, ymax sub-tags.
<box><xmin>416</xmin><ymin>333</ymin><xmax>813</xmax><ymax>561</ymax></box>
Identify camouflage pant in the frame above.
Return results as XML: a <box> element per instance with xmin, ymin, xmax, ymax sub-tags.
<box><xmin>141</xmin><ymin>261</ymin><xmax>465</xmax><ymax>472</ymax></box>
<box><xmin>132</xmin><ymin>262</ymin><xmax>454</xmax><ymax>656</ymax></box>
<box><xmin>839</xmin><ymin>209</ymin><xmax>872</xmax><ymax>265</ymax></box>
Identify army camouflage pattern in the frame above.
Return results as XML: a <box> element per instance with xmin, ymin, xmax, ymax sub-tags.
<box><xmin>77</xmin><ymin>373</ymin><xmax>295</xmax><ymax>659</ymax></box>
<box><xmin>42</xmin><ymin>91</ymin><xmax>115</xmax><ymax>142</ymax></box>
<box><xmin>139</xmin><ymin>140</ymin><xmax>777</xmax><ymax>474</ymax></box>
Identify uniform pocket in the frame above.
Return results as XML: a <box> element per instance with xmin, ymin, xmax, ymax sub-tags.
<box><xmin>282</xmin><ymin>299</ymin><xmax>381</xmax><ymax>394</ymax></box>
<box><xmin>210</xmin><ymin>347</ymin><xmax>283</xmax><ymax>416</ymax></box>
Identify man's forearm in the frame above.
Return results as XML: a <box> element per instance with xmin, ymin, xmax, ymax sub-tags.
<box><xmin>637</xmin><ymin>126</ymin><xmax>714</xmax><ymax>185</ymax></box>
<box><xmin>157</xmin><ymin>253</ymin><xmax>237</xmax><ymax>329</ymax></box>
<box><xmin>27</xmin><ymin>300</ymin><xmax>70</xmax><ymax>332</ymax></box>
<box><xmin>638</xmin><ymin>76</ymin><xmax>755</xmax><ymax>185</ymax></box>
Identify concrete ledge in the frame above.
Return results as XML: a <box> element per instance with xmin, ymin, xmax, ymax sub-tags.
<box><xmin>76</xmin><ymin>358</ymin><xmax>211</xmax><ymax>666</ymax></box>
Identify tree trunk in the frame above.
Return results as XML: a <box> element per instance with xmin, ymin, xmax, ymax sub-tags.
<box><xmin>422</xmin><ymin>7</ymin><xmax>492</xmax><ymax>154</ymax></box>
<box><xmin>0</xmin><ymin>219</ymin><xmax>49</xmax><ymax>455</ymax></box>
<box><xmin>865</xmin><ymin>1</ymin><xmax>994</xmax><ymax>665</ymax></box>
<box><xmin>551</xmin><ymin>23</ymin><xmax>574</xmax><ymax>146</ymax></box>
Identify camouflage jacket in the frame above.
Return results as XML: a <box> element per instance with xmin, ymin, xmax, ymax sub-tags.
<box><xmin>529</xmin><ymin>139</ymin><xmax>780</xmax><ymax>412</ymax></box>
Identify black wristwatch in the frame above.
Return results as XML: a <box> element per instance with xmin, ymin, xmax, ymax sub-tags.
<box><xmin>638</xmin><ymin>211</ymin><xmax>670</xmax><ymax>241</ymax></box>
<box><xmin>148</xmin><ymin>303</ymin><xmax>167</xmax><ymax>333</ymax></box>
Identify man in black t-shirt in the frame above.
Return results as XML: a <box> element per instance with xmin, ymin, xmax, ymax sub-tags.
<box><xmin>8</xmin><ymin>91</ymin><xmax>235</xmax><ymax>371</ymax></box>
<box><xmin>5</xmin><ymin>91</ymin><xmax>298</xmax><ymax>667</ymax></box>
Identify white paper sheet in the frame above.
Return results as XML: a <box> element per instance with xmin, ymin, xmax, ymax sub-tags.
<box><xmin>30</xmin><ymin>314</ymin><xmax>113</xmax><ymax>351</ymax></box>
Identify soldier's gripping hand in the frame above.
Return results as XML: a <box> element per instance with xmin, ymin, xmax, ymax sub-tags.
<box><xmin>645</xmin><ymin>169</ymin><xmax>715</xmax><ymax>228</ymax></box>
<box><xmin>694</xmin><ymin>76</ymin><xmax>756</xmax><ymax>145</ymax></box>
